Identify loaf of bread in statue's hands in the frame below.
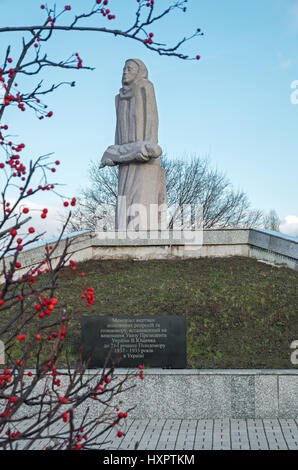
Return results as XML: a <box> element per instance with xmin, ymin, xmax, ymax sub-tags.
<box><xmin>100</xmin><ymin>141</ymin><xmax>162</xmax><ymax>168</ymax></box>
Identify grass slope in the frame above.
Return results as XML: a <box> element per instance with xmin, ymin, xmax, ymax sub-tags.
<box><xmin>54</xmin><ymin>256</ymin><xmax>298</xmax><ymax>369</ymax></box>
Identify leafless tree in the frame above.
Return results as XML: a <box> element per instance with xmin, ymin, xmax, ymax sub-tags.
<box><xmin>68</xmin><ymin>155</ymin><xmax>264</xmax><ymax>231</ymax></box>
<box><xmin>0</xmin><ymin>156</ymin><xmax>143</xmax><ymax>449</ymax></box>
<box><xmin>0</xmin><ymin>0</ymin><xmax>203</xmax><ymax>123</ymax></box>
<box><xmin>262</xmin><ymin>209</ymin><xmax>281</xmax><ymax>232</ymax></box>
<box><xmin>0</xmin><ymin>0</ymin><xmax>200</xmax><ymax>449</ymax></box>
<box><xmin>67</xmin><ymin>163</ymin><xmax>118</xmax><ymax>232</ymax></box>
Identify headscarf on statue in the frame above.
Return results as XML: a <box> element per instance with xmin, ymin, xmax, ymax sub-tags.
<box><xmin>100</xmin><ymin>59</ymin><xmax>162</xmax><ymax>168</ymax></box>
<box><xmin>118</xmin><ymin>59</ymin><xmax>149</xmax><ymax>100</ymax></box>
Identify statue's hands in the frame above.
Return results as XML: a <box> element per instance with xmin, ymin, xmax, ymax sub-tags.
<box><xmin>99</xmin><ymin>158</ymin><xmax>116</xmax><ymax>169</ymax></box>
<box><xmin>100</xmin><ymin>142</ymin><xmax>162</xmax><ymax>168</ymax></box>
<box><xmin>136</xmin><ymin>152</ymin><xmax>150</xmax><ymax>162</ymax></box>
<box><xmin>145</xmin><ymin>143</ymin><xmax>162</xmax><ymax>159</ymax></box>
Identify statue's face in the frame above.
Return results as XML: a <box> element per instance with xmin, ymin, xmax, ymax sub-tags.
<box><xmin>122</xmin><ymin>61</ymin><xmax>139</xmax><ymax>86</ymax></box>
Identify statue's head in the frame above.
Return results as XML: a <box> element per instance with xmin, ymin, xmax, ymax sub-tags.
<box><xmin>122</xmin><ymin>59</ymin><xmax>148</xmax><ymax>86</ymax></box>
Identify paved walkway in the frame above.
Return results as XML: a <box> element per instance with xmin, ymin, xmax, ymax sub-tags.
<box><xmin>10</xmin><ymin>418</ymin><xmax>298</xmax><ymax>450</ymax></box>
<box><xmin>100</xmin><ymin>418</ymin><xmax>298</xmax><ymax>451</ymax></box>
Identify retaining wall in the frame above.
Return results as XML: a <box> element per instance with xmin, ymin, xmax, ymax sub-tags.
<box><xmin>4</xmin><ymin>229</ymin><xmax>298</xmax><ymax>274</ymax></box>
<box><xmin>15</xmin><ymin>369</ymin><xmax>298</xmax><ymax>420</ymax></box>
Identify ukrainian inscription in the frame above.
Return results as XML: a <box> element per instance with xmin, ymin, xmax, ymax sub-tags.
<box><xmin>81</xmin><ymin>315</ymin><xmax>186</xmax><ymax>368</ymax></box>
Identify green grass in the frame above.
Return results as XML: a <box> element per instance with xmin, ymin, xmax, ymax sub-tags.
<box><xmin>1</xmin><ymin>257</ymin><xmax>298</xmax><ymax>369</ymax></box>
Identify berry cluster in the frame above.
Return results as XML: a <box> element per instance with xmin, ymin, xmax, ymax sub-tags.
<box><xmin>75</xmin><ymin>53</ymin><xmax>83</xmax><ymax>69</ymax></box>
<box><xmin>0</xmin><ymin>370</ymin><xmax>12</xmax><ymax>387</ymax></box>
<box><xmin>137</xmin><ymin>0</ymin><xmax>154</xmax><ymax>6</ymax></box>
<box><xmin>35</xmin><ymin>297</ymin><xmax>58</xmax><ymax>319</ymax></box>
<box><xmin>63</xmin><ymin>197</ymin><xmax>76</xmax><ymax>207</ymax></box>
<box><xmin>95</xmin><ymin>0</ymin><xmax>116</xmax><ymax>19</ymax></box>
<box><xmin>144</xmin><ymin>32</ymin><xmax>154</xmax><ymax>45</ymax></box>
<box><xmin>139</xmin><ymin>364</ymin><xmax>144</xmax><ymax>380</ymax></box>
<box><xmin>81</xmin><ymin>287</ymin><xmax>95</xmax><ymax>307</ymax></box>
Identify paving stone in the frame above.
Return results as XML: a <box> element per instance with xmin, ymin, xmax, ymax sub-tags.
<box><xmin>118</xmin><ymin>419</ymin><xmax>149</xmax><ymax>450</ymax></box>
<box><xmin>156</xmin><ymin>419</ymin><xmax>181</xmax><ymax>450</ymax></box>
<box><xmin>137</xmin><ymin>419</ymin><xmax>165</xmax><ymax>450</ymax></box>
<box><xmin>230</xmin><ymin>419</ymin><xmax>250</xmax><ymax>450</ymax></box>
<box><xmin>193</xmin><ymin>419</ymin><xmax>214</xmax><ymax>450</ymax></box>
<box><xmin>278</xmin><ymin>419</ymin><xmax>298</xmax><ymax>450</ymax></box>
<box><xmin>263</xmin><ymin>419</ymin><xmax>288</xmax><ymax>450</ymax></box>
<box><xmin>247</xmin><ymin>419</ymin><xmax>269</xmax><ymax>450</ymax></box>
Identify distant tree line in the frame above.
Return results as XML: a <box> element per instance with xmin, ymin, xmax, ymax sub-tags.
<box><xmin>67</xmin><ymin>155</ymin><xmax>281</xmax><ymax>233</ymax></box>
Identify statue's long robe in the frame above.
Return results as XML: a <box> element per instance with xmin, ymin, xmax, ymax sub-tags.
<box><xmin>115</xmin><ymin>79</ymin><xmax>166</xmax><ymax>230</ymax></box>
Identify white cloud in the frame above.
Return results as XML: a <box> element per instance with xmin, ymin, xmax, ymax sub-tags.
<box><xmin>3</xmin><ymin>200</ymin><xmax>65</xmax><ymax>241</ymax></box>
<box><xmin>21</xmin><ymin>202</ymin><xmax>63</xmax><ymax>240</ymax></box>
<box><xmin>280</xmin><ymin>215</ymin><xmax>298</xmax><ymax>237</ymax></box>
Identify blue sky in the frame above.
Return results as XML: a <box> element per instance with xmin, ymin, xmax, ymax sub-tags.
<box><xmin>1</xmin><ymin>0</ymin><xmax>298</xmax><ymax>236</ymax></box>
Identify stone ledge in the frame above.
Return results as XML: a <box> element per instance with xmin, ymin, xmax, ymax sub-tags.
<box><xmin>13</xmin><ymin>369</ymin><xmax>298</xmax><ymax>419</ymax></box>
<box><xmin>3</xmin><ymin>228</ymin><xmax>297</xmax><ymax>276</ymax></box>
<box><xmin>58</xmin><ymin>368</ymin><xmax>298</xmax><ymax>376</ymax></box>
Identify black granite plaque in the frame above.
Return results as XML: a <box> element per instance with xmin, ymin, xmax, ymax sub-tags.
<box><xmin>81</xmin><ymin>315</ymin><xmax>186</xmax><ymax>368</ymax></box>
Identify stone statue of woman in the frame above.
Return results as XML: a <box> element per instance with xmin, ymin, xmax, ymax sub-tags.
<box><xmin>100</xmin><ymin>59</ymin><xmax>167</xmax><ymax>231</ymax></box>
